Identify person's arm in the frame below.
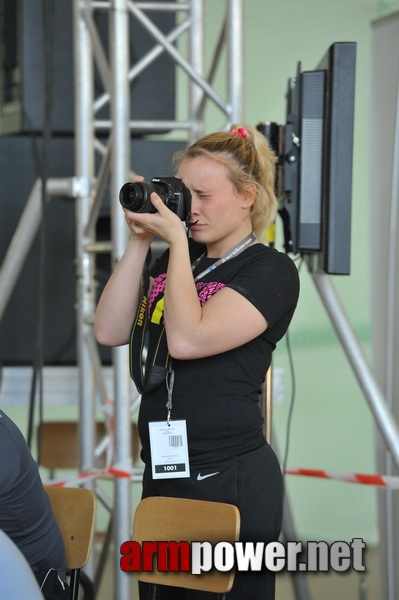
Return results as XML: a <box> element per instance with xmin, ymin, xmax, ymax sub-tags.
<box><xmin>94</xmin><ymin>175</ymin><xmax>156</xmax><ymax>347</ymax></box>
<box><xmin>134</xmin><ymin>195</ymin><xmax>268</xmax><ymax>360</ymax></box>
<box><xmin>164</xmin><ymin>237</ymin><xmax>268</xmax><ymax>360</ymax></box>
<box><xmin>94</xmin><ymin>233</ymin><xmax>152</xmax><ymax>347</ymax></box>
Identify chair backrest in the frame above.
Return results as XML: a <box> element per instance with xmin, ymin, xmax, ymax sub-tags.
<box><xmin>132</xmin><ymin>496</ymin><xmax>240</xmax><ymax>593</ymax></box>
<box><xmin>45</xmin><ymin>486</ymin><xmax>97</xmax><ymax>570</ymax></box>
<box><xmin>38</xmin><ymin>421</ymin><xmax>140</xmax><ymax>471</ymax></box>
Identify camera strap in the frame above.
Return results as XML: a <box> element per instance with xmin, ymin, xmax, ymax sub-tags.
<box><xmin>129</xmin><ymin>253</ymin><xmax>171</xmax><ymax>395</ymax></box>
<box><xmin>129</xmin><ymin>231</ymin><xmax>256</xmax><ymax>394</ymax></box>
<box><xmin>129</xmin><ymin>297</ymin><xmax>171</xmax><ymax>394</ymax></box>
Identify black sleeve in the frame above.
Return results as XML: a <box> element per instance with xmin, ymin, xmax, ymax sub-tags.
<box><xmin>227</xmin><ymin>249</ymin><xmax>300</xmax><ymax>342</ymax></box>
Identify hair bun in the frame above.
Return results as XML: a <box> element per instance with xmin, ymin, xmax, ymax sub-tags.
<box><xmin>230</xmin><ymin>127</ymin><xmax>248</xmax><ymax>139</ymax></box>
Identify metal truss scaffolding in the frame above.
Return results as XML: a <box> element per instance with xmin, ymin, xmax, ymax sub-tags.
<box><xmin>72</xmin><ymin>1</ymin><xmax>243</xmax><ymax>598</ymax></box>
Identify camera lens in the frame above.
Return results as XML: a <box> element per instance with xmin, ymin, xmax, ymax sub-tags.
<box><xmin>119</xmin><ymin>182</ymin><xmax>155</xmax><ymax>212</ymax></box>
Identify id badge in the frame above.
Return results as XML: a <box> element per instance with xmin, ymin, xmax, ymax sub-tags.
<box><xmin>149</xmin><ymin>420</ymin><xmax>190</xmax><ymax>479</ymax></box>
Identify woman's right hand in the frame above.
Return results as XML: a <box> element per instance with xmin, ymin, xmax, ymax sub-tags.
<box><xmin>93</xmin><ymin>175</ymin><xmax>154</xmax><ymax>347</ymax></box>
<box><xmin>122</xmin><ymin>175</ymin><xmax>155</xmax><ymax>243</ymax></box>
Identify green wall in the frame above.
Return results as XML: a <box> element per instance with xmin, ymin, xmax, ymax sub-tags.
<box><xmin>240</xmin><ymin>0</ymin><xmax>378</xmax><ymax>544</ymax></box>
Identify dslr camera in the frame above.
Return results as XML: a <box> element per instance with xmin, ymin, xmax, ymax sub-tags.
<box><xmin>119</xmin><ymin>176</ymin><xmax>191</xmax><ymax>224</ymax></box>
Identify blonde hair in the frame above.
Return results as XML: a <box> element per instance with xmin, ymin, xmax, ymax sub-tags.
<box><xmin>173</xmin><ymin>125</ymin><xmax>277</xmax><ymax>241</ymax></box>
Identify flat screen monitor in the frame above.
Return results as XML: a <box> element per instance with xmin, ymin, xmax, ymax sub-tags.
<box><xmin>259</xmin><ymin>42</ymin><xmax>357</xmax><ymax>275</ymax></box>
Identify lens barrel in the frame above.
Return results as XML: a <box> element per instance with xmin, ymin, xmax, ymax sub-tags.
<box><xmin>119</xmin><ymin>182</ymin><xmax>156</xmax><ymax>213</ymax></box>
<box><xmin>119</xmin><ymin>177</ymin><xmax>191</xmax><ymax>223</ymax></box>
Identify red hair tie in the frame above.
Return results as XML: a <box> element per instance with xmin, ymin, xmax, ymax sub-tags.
<box><xmin>230</xmin><ymin>127</ymin><xmax>247</xmax><ymax>139</ymax></box>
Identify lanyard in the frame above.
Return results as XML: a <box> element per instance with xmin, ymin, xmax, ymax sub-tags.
<box><xmin>164</xmin><ymin>231</ymin><xmax>256</xmax><ymax>423</ymax></box>
<box><xmin>165</xmin><ymin>365</ymin><xmax>175</xmax><ymax>425</ymax></box>
<box><xmin>191</xmin><ymin>231</ymin><xmax>256</xmax><ymax>282</ymax></box>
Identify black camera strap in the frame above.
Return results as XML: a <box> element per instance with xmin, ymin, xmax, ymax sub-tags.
<box><xmin>129</xmin><ymin>254</ymin><xmax>171</xmax><ymax>395</ymax></box>
<box><xmin>129</xmin><ymin>231</ymin><xmax>256</xmax><ymax>394</ymax></box>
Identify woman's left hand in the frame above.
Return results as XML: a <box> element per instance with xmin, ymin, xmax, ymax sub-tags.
<box><xmin>126</xmin><ymin>192</ymin><xmax>186</xmax><ymax>246</ymax></box>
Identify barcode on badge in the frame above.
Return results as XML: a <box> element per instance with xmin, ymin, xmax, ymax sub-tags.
<box><xmin>169</xmin><ymin>435</ymin><xmax>183</xmax><ymax>448</ymax></box>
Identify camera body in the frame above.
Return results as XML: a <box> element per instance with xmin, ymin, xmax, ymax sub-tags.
<box><xmin>119</xmin><ymin>176</ymin><xmax>191</xmax><ymax>223</ymax></box>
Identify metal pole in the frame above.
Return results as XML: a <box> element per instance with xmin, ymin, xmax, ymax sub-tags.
<box><xmin>189</xmin><ymin>0</ymin><xmax>205</xmax><ymax>143</ymax></box>
<box><xmin>109</xmin><ymin>1</ymin><xmax>132</xmax><ymax>598</ymax></box>
<box><xmin>311</xmin><ymin>272</ymin><xmax>399</xmax><ymax>468</ymax></box>
<box><xmin>227</xmin><ymin>0</ymin><xmax>244</xmax><ymax>124</ymax></box>
<box><xmin>378</xmin><ymin>51</ymin><xmax>399</xmax><ymax>600</ymax></box>
<box><xmin>268</xmin><ymin>373</ymin><xmax>312</xmax><ymax>600</ymax></box>
<box><xmin>127</xmin><ymin>1</ymin><xmax>228</xmax><ymax>115</ymax></box>
<box><xmin>73</xmin><ymin>0</ymin><xmax>96</xmax><ymax>576</ymax></box>
<box><xmin>281</xmin><ymin>490</ymin><xmax>312</xmax><ymax>600</ymax></box>
<box><xmin>0</xmin><ymin>178</ymin><xmax>76</xmax><ymax>320</ymax></box>
<box><xmin>69</xmin><ymin>2</ymin><xmax>245</xmax><ymax>597</ymax></box>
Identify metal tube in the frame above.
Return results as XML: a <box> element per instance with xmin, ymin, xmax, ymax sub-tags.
<box><xmin>189</xmin><ymin>0</ymin><xmax>205</xmax><ymax>142</ymax></box>
<box><xmin>73</xmin><ymin>0</ymin><xmax>96</xmax><ymax>579</ymax></box>
<box><xmin>82</xmin><ymin>5</ymin><xmax>111</xmax><ymax>93</ymax></box>
<box><xmin>73</xmin><ymin>0</ymin><xmax>96</xmax><ymax>465</ymax></box>
<box><xmin>84</xmin><ymin>136</ymin><xmax>112</xmax><ymax>237</ymax></box>
<box><xmin>0</xmin><ymin>178</ymin><xmax>75</xmax><ymax>320</ymax></box>
<box><xmin>94</xmin><ymin>119</ymin><xmax>193</xmax><ymax>130</ymax></box>
<box><xmin>312</xmin><ymin>272</ymin><xmax>399</xmax><ymax>468</ymax></box>
<box><xmin>227</xmin><ymin>0</ymin><xmax>244</xmax><ymax>123</ymax></box>
<box><xmin>127</xmin><ymin>19</ymin><xmax>190</xmax><ymax>82</ymax></box>
<box><xmin>272</xmin><ymin>432</ymin><xmax>312</xmax><ymax>600</ymax></box>
<box><xmin>196</xmin><ymin>17</ymin><xmax>227</xmax><ymax>125</ymax></box>
<box><xmin>109</xmin><ymin>1</ymin><xmax>132</xmax><ymax>598</ymax></box>
<box><xmin>381</xmin><ymin>57</ymin><xmax>399</xmax><ymax>600</ymax></box>
<box><xmin>128</xmin><ymin>0</ymin><xmax>229</xmax><ymax>114</ymax></box>
<box><xmin>69</xmin><ymin>2</ymin><xmax>246</xmax><ymax>597</ymax></box>
<box><xmin>281</xmin><ymin>491</ymin><xmax>312</xmax><ymax>600</ymax></box>
<box><xmin>135</xmin><ymin>2</ymin><xmax>190</xmax><ymax>9</ymax></box>
<box><xmin>94</xmin><ymin>16</ymin><xmax>190</xmax><ymax>114</ymax></box>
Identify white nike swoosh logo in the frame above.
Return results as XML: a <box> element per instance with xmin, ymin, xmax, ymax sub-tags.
<box><xmin>197</xmin><ymin>472</ymin><xmax>220</xmax><ymax>481</ymax></box>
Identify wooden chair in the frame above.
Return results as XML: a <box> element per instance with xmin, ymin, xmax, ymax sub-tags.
<box><xmin>45</xmin><ymin>486</ymin><xmax>97</xmax><ymax>600</ymax></box>
<box><xmin>37</xmin><ymin>420</ymin><xmax>140</xmax><ymax>473</ymax></box>
<box><xmin>39</xmin><ymin>420</ymin><xmax>140</xmax><ymax>597</ymax></box>
<box><xmin>132</xmin><ymin>496</ymin><xmax>241</xmax><ymax>597</ymax></box>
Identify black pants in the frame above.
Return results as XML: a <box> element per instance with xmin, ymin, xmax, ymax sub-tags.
<box><xmin>35</xmin><ymin>569</ymin><xmax>71</xmax><ymax>600</ymax></box>
<box><xmin>139</xmin><ymin>442</ymin><xmax>283</xmax><ymax>600</ymax></box>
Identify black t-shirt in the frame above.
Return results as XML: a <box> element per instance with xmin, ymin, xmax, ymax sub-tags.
<box><xmin>0</xmin><ymin>410</ymin><xmax>67</xmax><ymax>580</ymax></box>
<box><xmin>138</xmin><ymin>241</ymin><xmax>299</xmax><ymax>467</ymax></box>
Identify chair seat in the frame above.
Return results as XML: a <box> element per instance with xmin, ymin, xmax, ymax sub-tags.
<box><xmin>132</xmin><ymin>496</ymin><xmax>240</xmax><ymax>593</ymax></box>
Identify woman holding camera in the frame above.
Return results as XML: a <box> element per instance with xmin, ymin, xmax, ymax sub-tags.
<box><xmin>94</xmin><ymin>125</ymin><xmax>299</xmax><ymax>599</ymax></box>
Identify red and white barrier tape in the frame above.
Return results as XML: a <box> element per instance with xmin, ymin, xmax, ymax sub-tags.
<box><xmin>43</xmin><ymin>463</ymin><xmax>399</xmax><ymax>491</ymax></box>
<box><xmin>285</xmin><ymin>467</ymin><xmax>399</xmax><ymax>489</ymax></box>
<box><xmin>44</xmin><ymin>463</ymin><xmax>143</xmax><ymax>488</ymax></box>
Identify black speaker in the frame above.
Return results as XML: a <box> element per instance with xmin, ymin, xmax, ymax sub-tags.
<box><xmin>0</xmin><ymin>136</ymin><xmax>185</xmax><ymax>365</ymax></box>
<box><xmin>0</xmin><ymin>136</ymin><xmax>77</xmax><ymax>365</ymax></box>
<box><xmin>1</xmin><ymin>0</ymin><xmax>176</xmax><ymax>134</ymax></box>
